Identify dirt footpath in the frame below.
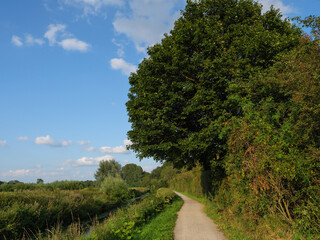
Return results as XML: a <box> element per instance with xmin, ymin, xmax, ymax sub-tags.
<box><xmin>174</xmin><ymin>192</ymin><xmax>227</xmax><ymax>240</ymax></box>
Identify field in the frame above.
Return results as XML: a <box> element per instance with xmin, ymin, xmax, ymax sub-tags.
<box><xmin>0</xmin><ymin>180</ymin><xmax>179</xmax><ymax>240</ymax></box>
<box><xmin>0</xmin><ymin>181</ymin><xmax>151</xmax><ymax>240</ymax></box>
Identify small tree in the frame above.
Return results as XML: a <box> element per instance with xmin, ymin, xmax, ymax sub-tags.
<box><xmin>94</xmin><ymin>159</ymin><xmax>121</xmax><ymax>183</ymax></box>
<box><xmin>37</xmin><ymin>178</ymin><xmax>44</xmax><ymax>184</ymax></box>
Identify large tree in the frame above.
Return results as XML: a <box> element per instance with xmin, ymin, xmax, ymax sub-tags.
<box><xmin>126</xmin><ymin>0</ymin><xmax>301</xmax><ymax>169</ymax></box>
<box><xmin>121</xmin><ymin>163</ymin><xmax>144</xmax><ymax>187</ymax></box>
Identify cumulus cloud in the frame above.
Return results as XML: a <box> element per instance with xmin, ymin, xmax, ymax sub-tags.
<box><xmin>16</xmin><ymin>136</ymin><xmax>29</xmax><ymax>141</ymax></box>
<box><xmin>25</xmin><ymin>34</ymin><xmax>45</xmax><ymax>46</ymax></box>
<box><xmin>64</xmin><ymin>155</ymin><xmax>114</xmax><ymax>166</ymax></box>
<box><xmin>34</xmin><ymin>135</ymin><xmax>72</xmax><ymax>147</ymax></box>
<box><xmin>113</xmin><ymin>0</ymin><xmax>183</xmax><ymax>52</ymax></box>
<box><xmin>35</xmin><ymin>135</ymin><xmax>55</xmax><ymax>145</ymax></box>
<box><xmin>61</xmin><ymin>0</ymin><xmax>124</xmax><ymax>16</ymax></box>
<box><xmin>44</xmin><ymin>24</ymin><xmax>67</xmax><ymax>45</ymax></box>
<box><xmin>99</xmin><ymin>140</ymin><xmax>132</xmax><ymax>154</ymax></box>
<box><xmin>0</xmin><ymin>140</ymin><xmax>7</xmax><ymax>146</ymax></box>
<box><xmin>100</xmin><ymin>145</ymin><xmax>128</xmax><ymax>154</ymax></box>
<box><xmin>124</xmin><ymin>139</ymin><xmax>133</xmax><ymax>146</ymax></box>
<box><xmin>59</xmin><ymin>38</ymin><xmax>90</xmax><ymax>52</ymax></box>
<box><xmin>258</xmin><ymin>0</ymin><xmax>295</xmax><ymax>14</ymax></box>
<box><xmin>11</xmin><ymin>35</ymin><xmax>23</xmax><ymax>46</ymax></box>
<box><xmin>44</xmin><ymin>24</ymin><xmax>90</xmax><ymax>52</ymax></box>
<box><xmin>110</xmin><ymin>58</ymin><xmax>137</xmax><ymax>76</ymax></box>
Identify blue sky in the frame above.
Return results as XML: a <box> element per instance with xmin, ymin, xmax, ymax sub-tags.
<box><xmin>0</xmin><ymin>0</ymin><xmax>318</xmax><ymax>183</ymax></box>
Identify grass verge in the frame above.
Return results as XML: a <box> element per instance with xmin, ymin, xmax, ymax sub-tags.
<box><xmin>132</xmin><ymin>195</ymin><xmax>183</xmax><ymax>240</ymax></box>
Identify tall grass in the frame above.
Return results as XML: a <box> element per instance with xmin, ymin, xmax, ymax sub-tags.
<box><xmin>0</xmin><ymin>188</ymin><xmax>121</xmax><ymax>239</ymax></box>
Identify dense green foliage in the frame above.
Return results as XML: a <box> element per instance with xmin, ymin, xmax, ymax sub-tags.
<box><xmin>169</xmin><ymin>164</ymin><xmax>208</xmax><ymax>198</ymax></box>
<box><xmin>94</xmin><ymin>160</ymin><xmax>122</xmax><ymax>183</ymax></box>
<box><xmin>219</xmin><ymin>35</ymin><xmax>320</xmax><ymax>237</ymax></box>
<box><xmin>121</xmin><ymin>163</ymin><xmax>144</xmax><ymax>187</ymax></box>
<box><xmin>100</xmin><ymin>176</ymin><xmax>129</xmax><ymax>201</ymax></box>
<box><xmin>126</xmin><ymin>0</ymin><xmax>301</xmax><ymax>171</ymax></box>
<box><xmin>0</xmin><ymin>180</ymin><xmax>95</xmax><ymax>192</ymax></box>
<box><xmin>126</xmin><ymin>0</ymin><xmax>320</xmax><ymax>238</ymax></box>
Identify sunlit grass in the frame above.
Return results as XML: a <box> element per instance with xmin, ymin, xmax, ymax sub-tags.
<box><xmin>132</xmin><ymin>196</ymin><xmax>183</xmax><ymax>240</ymax></box>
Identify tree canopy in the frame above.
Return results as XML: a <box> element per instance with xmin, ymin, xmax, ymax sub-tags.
<box><xmin>121</xmin><ymin>163</ymin><xmax>144</xmax><ymax>187</ymax></box>
<box><xmin>126</xmin><ymin>0</ymin><xmax>301</xmax><ymax>169</ymax></box>
<box><xmin>94</xmin><ymin>160</ymin><xmax>121</xmax><ymax>183</ymax></box>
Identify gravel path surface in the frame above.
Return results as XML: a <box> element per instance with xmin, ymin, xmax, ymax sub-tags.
<box><xmin>174</xmin><ymin>192</ymin><xmax>227</xmax><ymax>240</ymax></box>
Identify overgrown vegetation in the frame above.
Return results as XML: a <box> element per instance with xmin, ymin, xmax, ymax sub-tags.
<box><xmin>126</xmin><ymin>0</ymin><xmax>320</xmax><ymax>238</ymax></box>
<box><xmin>0</xmin><ymin>188</ymin><xmax>121</xmax><ymax>239</ymax></box>
<box><xmin>33</xmin><ymin>188</ymin><xmax>179</xmax><ymax>240</ymax></box>
<box><xmin>89</xmin><ymin>188</ymin><xmax>177</xmax><ymax>240</ymax></box>
<box><xmin>0</xmin><ymin>160</ymin><xmax>180</xmax><ymax>239</ymax></box>
<box><xmin>132</xmin><ymin>194</ymin><xmax>183</xmax><ymax>240</ymax></box>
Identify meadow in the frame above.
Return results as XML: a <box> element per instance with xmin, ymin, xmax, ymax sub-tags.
<box><xmin>0</xmin><ymin>175</ymin><xmax>181</xmax><ymax>240</ymax></box>
<box><xmin>0</xmin><ymin>181</ymin><xmax>151</xmax><ymax>240</ymax></box>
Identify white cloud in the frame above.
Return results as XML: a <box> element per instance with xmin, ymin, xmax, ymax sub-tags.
<box><xmin>35</xmin><ymin>135</ymin><xmax>55</xmax><ymax>145</ymax></box>
<box><xmin>99</xmin><ymin>139</ymin><xmax>132</xmax><ymax>154</ymax></box>
<box><xmin>34</xmin><ymin>135</ymin><xmax>72</xmax><ymax>147</ymax></box>
<box><xmin>0</xmin><ymin>140</ymin><xmax>7</xmax><ymax>146</ymax></box>
<box><xmin>112</xmin><ymin>38</ymin><xmax>125</xmax><ymax>57</ymax></box>
<box><xmin>142</xmin><ymin>165</ymin><xmax>157</xmax><ymax>172</ymax></box>
<box><xmin>110</xmin><ymin>58</ymin><xmax>136</xmax><ymax>76</ymax></box>
<box><xmin>2</xmin><ymin>169</ymin><xmax>30</xmax><ymax>177</ymax></box>
<box><xmin>78</xmin><ymin>140</ymin><xmax>91</xmax><ymax>146</ymax></box>
<box><xmin>25</xmin><ymin>34</ymin><xmax>45</xmax><ymax>46</ymax></box>
<box><xmin>100</xmin><ymin>145</ymin><xmax>128</xmax><ymax>154</ymax></box>
<box><xmin>16</xmin><ymin>136</ymin><xmax>29</xmax><ymax>141</ymax></box>
<box><xmin>124</xmin><ymin>139</ymin><xmax>133</xmax><ymax>146</ymax></box>
<box><xmin>11</xmin><ymin>35</ymin><xmax>23</xmax><ymax>46</ymax></box>
<box><xmin>64</xmin><ymin>155</ymin><xmax>114</xmax><ymax>166</ymax></box>
<box><xmin>44</xmin><ymin>24</ymin><xmax>67</xmax><ymax>46</ymax></box>
<box><xmin>85</xmin><ymin>146</ymin><xmax>96</xmax><ymax>152</ymax></box>
<box><xmin>1</xmin><ymin>169</ymin><xmax>64</xmax><ymax>178</ymax></box>
<box><xmin>61</xmin><ymin>0</ymin><xmax>124</xmax><ymax>16</ymax></box>
<box><xmin>258</xmin><ymin>0</ymin><xmax>295</xmax><ymax>14</ymax></box>
<box><xmin>113</xmin><ymin>0</ymin><xmax>183</xmax><ymax>52</ymax></box>
<box><xmin>44</xmin><ymin>24</ymin><xmax>90</xmax><ymax>52</ymax></box>
<box><xmin>59</xmin><ymin>38</ymin><xmax>90</xmax><ymax>52</ymax></box>
<box><xmin>61</xmin><ymin>140</ymin><xmax>72</xmax><ymax>146</ymax></box>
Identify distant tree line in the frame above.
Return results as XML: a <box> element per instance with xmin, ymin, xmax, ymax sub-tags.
<box><xmin>94</xmin><ymin>159</ymin><xmax>178</xmax><ymax>192</ymax></box>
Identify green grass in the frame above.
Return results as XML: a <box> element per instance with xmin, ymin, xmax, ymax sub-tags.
<box><xmin>132</xmin><ymin>196</ymin><xmax>183</xmax><ymax>240</ymax></box>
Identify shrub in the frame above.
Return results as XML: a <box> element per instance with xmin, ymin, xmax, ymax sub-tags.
<box><xmin>100</xmin><ymin>176</ymin><xmax>129</xmax><ymax>201</ymax></box>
